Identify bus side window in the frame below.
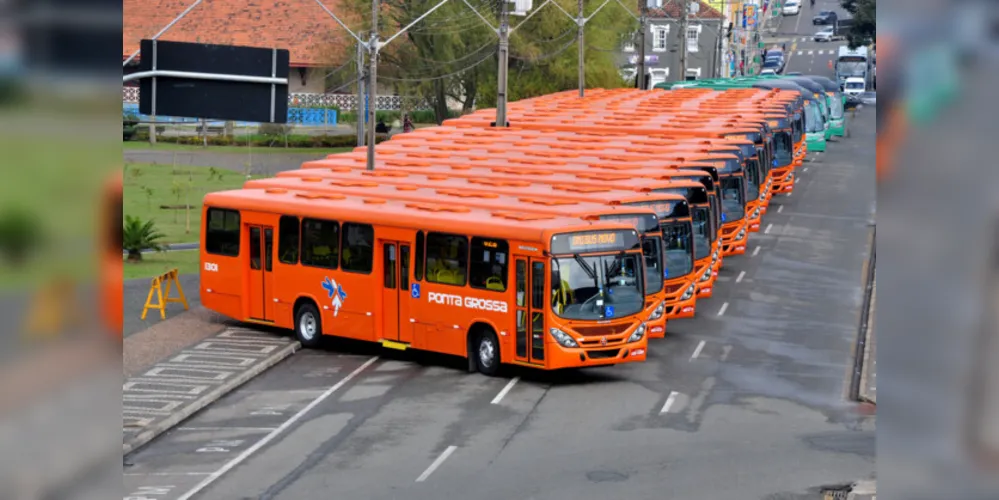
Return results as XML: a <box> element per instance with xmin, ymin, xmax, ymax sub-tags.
<box><xmin>469</xmin><ymin>237</ymin><xmax>508</xmax><ymax>292</ymax></box>
<box><xmin>414</xmin><ymin>231</ymin><xmax>424</xmax><ymax>281</ymax></box>
<box><xmin>341</xmin><ymin>223</ymin><xmax>374</xmax><ymax>274</ymax></box>
<box><xmin>426</xmin><ymin>232</ymin><xmax>468</xmax><ymax>286</ymax></box>
<box><xmin>205</xmin><ymin>208</ymin><xmax>240</xmax><ymax>257</ymax></box>
<box><xmin>278</xmin><ymin>215</ymin><xmax>299</xmax><ymax>265</ymax></box>
<box><xmin>301</xmin><ymin>218</ymin><xmax>339</xmax><ymax>269</ymax></box>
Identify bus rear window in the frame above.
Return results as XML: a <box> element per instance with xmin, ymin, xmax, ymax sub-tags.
<box><xmin>205</xmin><ymin>208</ymin><xmax>240</xmax><ymax>257</ymax></box>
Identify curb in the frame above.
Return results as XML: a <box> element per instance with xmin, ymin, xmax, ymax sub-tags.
<box><xmin>859</xmin><ymin>278</ymin><xmax>876</xmax><ymax>404</ymax></box>
<box><xmin>123</xmin><ymin>341</ymin><xmax>300</xmax><ymax>456</ymax></box>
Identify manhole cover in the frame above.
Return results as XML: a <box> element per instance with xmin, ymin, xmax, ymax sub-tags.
<box><xmin>585</xmin><ymin>470</ymin><xmax>628</xmax><ymax>483</ymax></box>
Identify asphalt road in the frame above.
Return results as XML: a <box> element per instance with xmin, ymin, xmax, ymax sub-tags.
<box><xmin>772</xmin><ymin>0</ymin><xmax>852</xmax><ymax>77</ymax></box>
<box><xmin>122</xmin><ymin>105</ymin><xmax>877</xmax><ymax>499</ymax></box>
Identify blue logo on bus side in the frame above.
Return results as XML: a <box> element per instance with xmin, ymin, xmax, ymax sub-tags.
<box><xmin>604</xmin><ymin>305</ymin><xmax>615</xmax><ymax>318</ymax></box>
<box><xmin>411</xmin><ymin>283</ymin><xmax>421</xmax><ymax>299</ymax></box>
<box><xmin>721</xmin><ymin>213</ymin><xmax>727</xmax><ymax>222</ymax></box>
<box><xmin>664</xmin><ymin>268</ymin><xmax>669</xmax><ymax>279</ymax></box>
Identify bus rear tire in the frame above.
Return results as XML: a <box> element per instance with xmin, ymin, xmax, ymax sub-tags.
<box><xmin>474</xmin><ymin>329</ymin><xmax>501</xmax><ymax>377</ymax></box>
<box><xmin>294</xmin><ymin>302</ymin><xmax>322</xmax><ymax>349</ymax></box>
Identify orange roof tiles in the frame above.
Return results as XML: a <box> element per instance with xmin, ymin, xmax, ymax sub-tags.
<box><xmin>123</xmin><ymin>0</ymin><xmax>356</xmax><ymax>67</ymax></box>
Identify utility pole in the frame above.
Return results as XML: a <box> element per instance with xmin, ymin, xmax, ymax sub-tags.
<box><xmin>679</xmin><ymin>0</ymin><xmax>689</xmax><ymax>81</ymax></box>
<box><xmin>356</xmin><ymin>39</ymin><xmax>365</xmax><ymax>146</ymax></box>
<box><xmin>577</xmin><ymin>0</ymin><xmax>585</xmax><ymax>97</ymax></box>
<box><xmin>637</xmin><ymin>0</ymin><xmax>647</xmax><ymax>89</ymax></box>
<box><xmin>495</xmin><ymin>0</ymin><xmax>510</xmax><ymax>127</ymax></box>
<box><xmin>366</xmin><ymin>0</ymin><xmax>378</xmax><ymax>170</ymax></box>
<box><xmin>715</xmin><ymin>5</ymin><xmax>724</xmax><ymax>77</ymax></box>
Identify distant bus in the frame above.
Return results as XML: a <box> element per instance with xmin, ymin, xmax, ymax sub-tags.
<box><xmin>835</xmin><ymin>46</ymin><xmax>872</xmax><ymax>89</ymax></box>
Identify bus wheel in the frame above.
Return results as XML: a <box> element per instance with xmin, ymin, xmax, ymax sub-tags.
<box><xmin>474</xmin><ymin>329</ymin><xmax>500</xmax><ymax>376</ymax></box>
<box><xmin>294</xmin><ymin>302</ymin><xmax>322</xmax><ymax>349</ymax></box>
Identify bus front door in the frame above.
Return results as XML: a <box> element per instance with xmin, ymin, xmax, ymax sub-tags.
<box><xmin>248</xmin><ymin>225</ymin><xmax>274</xmax><ymax>322</ymax></box>
<box><xmin>514</xmin><ymin>259</ymin><xmax>546</xmax><ymax>365</ymax></box>
<box><xmin>381</xmin><ymin>241</ymin><xmax>413</xmax><ymax>344</ymax></box>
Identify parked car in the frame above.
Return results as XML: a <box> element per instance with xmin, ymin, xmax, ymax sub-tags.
<box><xmin>782</xmin><ymin>0</ymin><xmax>801</xmax><ymax>15</ymax></box>
<box><xmin>762</xmin><ymin>59</ymin><xmax>782</xmax><ymax>74</ymax></box>
<box><xmin>814</xmin><ymin>26</ymin><xmax>835</xmax><ymax>42</ymax></box>
<box><xmin>813</xmin><ymin>10</ymin><xmax>837</xmax><ymax>25</ymax></box>
<box><xmin>760</xmin><ymin>68</ymin><xmax>778</xmax><ymax>76</ymax></box>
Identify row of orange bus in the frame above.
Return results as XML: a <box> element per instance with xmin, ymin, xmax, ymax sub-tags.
<box><xmin>192</xmin><ymin>87</ymin><xmax>813</xmax><ymax>375</ymax></box>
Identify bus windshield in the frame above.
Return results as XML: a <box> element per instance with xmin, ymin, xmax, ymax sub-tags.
<box><xmin>805</xmin><ymin>102</ymin><xmax>824</xmax><ymax>133</ymax></box>
<box><xmin>661</xmin><ymin>221</ymin><xmax>694</xmax><ymax>278</ymax></box>
<box><xmin>744</xmin><ymin>159</ymin><xmax>760</xmax><ymax>203</ymax></box>
<box><xmin>642</xmin><ymin>236</ymin><xmax>665</xmax><ymax>295</ymax></box>
<box><xmin>837</xmin><ymin>60</ymin><xmax>867</xmax><ymax>77</ymax></box>
<box><xmin>720</xmin><ymin>177</ymin><xmax>745</xmax><ymax>222</ymax></box>
<box><xmin>773</xmin><ymin>131</ymin><xmax>793</xmax><ymax>166</ymax></box>
<box><xmin>551</xmin><ymin>252</ymin><xmax>645</xmax><ymax>320</ymax></box>
<box><xmin>690</xmin><ymin>207</ymin><xmax>711</xmax><ymax>260</ymax></box>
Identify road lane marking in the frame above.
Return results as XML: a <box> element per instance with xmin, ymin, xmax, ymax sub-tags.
<box><xmin>416</xmin><ymin>445</ymin><xmax>458</xmax><ymax>482</ymax></box>
<box><xmin>808</xmin><ymin>50</ymin><xmax>814</xmax><ymax>55</ymax></box>
<box><xmin>175</xmin><ymin>356</ymin><xmax>380</xmax><ymax>500</ymax></box>
<box><xmin>777</xmin><ymin>205</ymin><xmax>784</xmax><ymax>213</ymax></box>
<box><xmin>797</xmin><ymin>50</ymin><xmax>803</xmax><ymax>55</ymax></box>
<box><xmin>660</xmin><ymin>391</ymin><xmax>679</xmax><ymax>414</ymax></box>
<box><xmin>717</xmin><ymin>302</ymin><xmax>729</xmax><ymax>316</ymax></box>
<box><xmin>690</xmin><ymin>340</ymin><xmax>706</xmax><ymax>361</ymax></box>
<box><xmin>735</xmin><ymin>271</ymin><xmax>746</xmax><ymax>283</ymax></box>
<box><xmin>490</xmin><ymin>377</ymin><xmax>520</xmax><ymax>405</ymax></box>
<box><xmin>796</xmin><ymin>177</ymin><xmax>801</xmax><ymax>184</ymax></box>
<box><xmin>764</xmin><ymin>223</ymin><xmax>773</xmax><ymax>234</ymax></box>
<box><xmin>803</xmin><ymin>167</ymin><xmax>808</xmax><ymax>172</ymax></box>
<box><xmin>124</xmin><ymin>472</ymin><xmax>213</xmax><ymax>477</ymax></box>
<box><xmin>178</xmin><ymin>427</ymin><xmax>278</xmax><ymax>432</ymax></box>
<box><xmin>752</xmin><ymin>246</ymin><xmax>761</xmax><ymax>256</ymax></box>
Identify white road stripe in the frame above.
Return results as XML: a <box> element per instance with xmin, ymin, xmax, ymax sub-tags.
<box><xmin>490</xmin><ymin>377</ymin><xmax>520</xmax><ymax>405</ymax></box>
<box><xmin>803</xmin><ymin>167</ymin><xmax>809</xmax><ymax>172</ymax></box>
<box><xmin>690</xmin><ymin>340</ymin><xmax>706</xmax><ymax>361</ymax></box>
<box><xmin>660</xmin><ymin>391</ymin><xmax>679</xmax><ymax>414</ymax></box>
<box><xmin>752</xmin><ymin>246</ymin><xmax>762</xmax><ymax>256</ymax></box>
<box><xmin>764</xmin><ymin>223</ymin><xmax>773</xmax><ymax>234</ymax></box>
<box><xmin>416</xmin><ymin>445</ymin><xmax>458</xmax><ymax>482</ymax></box>
<box><xmin>175</xmin><ymin>356</ymin><xmax>380</xmax><ymax>500</ymax></box>
<box><xmin>124</xmin><ymin>472</ymin><xmax>212</xmax><ymax>477</ymax></box>
<box><xmin>735</xmin><ymin>271</ymin><xmax>746</xmax><ymax>283</ymax></box>
<box><xmin>777</xmin><ymin>205</ymin><xmax>784</xmax><ymax>213</ymax></box>
<box><xmin>797</xmin><ymin>50</ymin><xmax>803</xmax><ymax>55</ymax></box>
<box><xmin>717</xmin><ymin>302</ymin><xmax>729</xmax><ymax>316</ymax></box>
<box><xmin>808</xmin><ymin>50</ymin><xmax>814</xmax><ymax>55</ymax></box>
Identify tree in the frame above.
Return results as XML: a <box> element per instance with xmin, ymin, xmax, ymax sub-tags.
<box><xmin>0</xmin><ymin>207</ymin><xmax>43</xmax><ymax>265</ymax></box>
<box><xmin>122</xmin><ymin>215</ymin><xmax>166</xmax><ymax>262</ymax></box>
<box><xmin>841</xmin><ymin>0</ymin><xmax>875</xmax><ymax>49</ymax></box>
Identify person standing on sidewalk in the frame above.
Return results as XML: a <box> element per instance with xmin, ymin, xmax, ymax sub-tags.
<box><xmin>403</xmin><ymin>113</ymin><xmax>414</xmax><ymax>133</ymax></box>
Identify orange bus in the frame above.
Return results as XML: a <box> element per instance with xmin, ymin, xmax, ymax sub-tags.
<box><xmin>103</xmin><ymin>170</ymin><xmax>123</xmax><ymax>340</ymax></box>
<box><xmin>242</xmin><ymin>175</ymin><xmax>699</xmax><ymax>324</ymax></box>
<box><xmin>200</xmin><ymin>188</ymin><xmax>651</xmax><ymax>374</ymax></box>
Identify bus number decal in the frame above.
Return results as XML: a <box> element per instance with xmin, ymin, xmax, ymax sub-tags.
<box><xmin>204</xmin><ymin>262</ymin><xmax>219</xmax><ymax>272</ymax></box>
<box><xmin>428</xmin><ymin>292</ymin><xmax>508</xmax><ymax>313</ymax></box>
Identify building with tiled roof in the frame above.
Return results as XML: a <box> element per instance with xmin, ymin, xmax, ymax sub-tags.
<box><xmin>123</xmin><ymin>0</ymin><xmax>358</xmax><ymax>93</ymax></box>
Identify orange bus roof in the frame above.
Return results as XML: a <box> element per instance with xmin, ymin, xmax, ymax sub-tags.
<box><xmin>204</xmin><ymin>188</ymin><xmax>642</xmax><ymax>244</ymax></box>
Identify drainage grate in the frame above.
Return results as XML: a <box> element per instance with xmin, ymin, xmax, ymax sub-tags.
<box><xmin>822</xmin><ymin>488</ymin><xmax>851</xmax><ymax>500</ymax></box>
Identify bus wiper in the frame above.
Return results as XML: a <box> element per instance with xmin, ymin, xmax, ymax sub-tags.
<box><xmin>573</xmin><ymin>254</ymin><xmax>595</xmax><ymax>280</ymax></box>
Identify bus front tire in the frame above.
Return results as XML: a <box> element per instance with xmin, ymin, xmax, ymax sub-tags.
<box><xmin>294</xmin><ymin>303</ymin><xmax>323</xmax><ymax>349</ymax></box>
<box><xmin>474</xmin><ymin>329</ymin><xmax>501</xmax><ymax>376</ymax></box>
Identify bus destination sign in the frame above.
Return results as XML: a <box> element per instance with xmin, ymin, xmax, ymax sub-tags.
<box><xmin>551</xmin><ymin>230</ymin><xmax>640</xmax><ymax>254</ymax></box>
<box><xmin>598</xmin><ymin>213</ymin><xmax>659</xmax><ymax>233</ymax></box>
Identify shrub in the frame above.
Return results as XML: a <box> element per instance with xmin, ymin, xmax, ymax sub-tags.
<box><xmin>122</xmin><ymin>215</ymin><xmax>166</xmax><ymax>262</ymax></box>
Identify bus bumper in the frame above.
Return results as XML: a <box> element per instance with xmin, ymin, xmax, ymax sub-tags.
<box><xmin>721</xmin><ymin>221</ymin><xmax>749</xmax><ymax>257</ymax></box>
<box><xmin>548</xmin><ymin>339</ymin><xmax>649</xmax><ymax>369</ymax></box>
<box><xmin>829</xmin><ymin>118</ymin><xmax>846</xmax><ymax>137</ymax></box>
<box><xmin>806</xmin><ymin>133</ymin><xmax>827</xmax><ymax>152</ymax></box>
<box><xmin>694</xmin><ymin>259</ymin><xmax>716</xmax><ymax>299</ymax></box>
<box><xmin>772</xmin><ymin>167</ymin><xmax>795</xmax><ymax>195</ymax></box>
<box><xmin>747</xmin><ymin>202</ymin><xmax>763</xmax><ymax>232</ymax></box>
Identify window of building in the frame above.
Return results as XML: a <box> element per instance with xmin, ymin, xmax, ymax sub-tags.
<box><xmin>341</xmin><ymin>223</ymin><xmax>374</xmax><ymax>273</ymax></box>
<box><xmin>278</xmin><ymin>215</ymin><xmax>299</xmax><ymax>264</ymax></box>
<box><xmin>425</xmin><ymin>233</ymin><xmax>468</xmax><ymax>286</ymax></box>
<box><xmin>469</xmin><ymin>237</ymin><xmax>509</xmax><ymax>292</ymax></box>
<box><xmin>300</xmin><ymin>218</ymin><xmax>339</xmax><ymax>269</ymax></box>
<box><xmin>623</xmin><ymin>41</ymin><xmax>636</xmax><ymax>52</ymax></box>
<box><xmin>646</xmin><ymin>0</ymin><xmax>663</xmax><ymax>7</ymax></box>
<box><xmin>205</xmin><ymin>208</ymin><xmax>240</xmax><ymax>257</ymax></box>
<box><xmin>686</xmin><ymin>25</ymin><xmax>702</xmax><ymax>52</ymax></box>
<box><xmin>686</xmin><ymin>67</ymin><xmax>702</xmax><ymax>80</ymax></box>
<box><xmin>652</xmin><ymin>25</ymin><xmax>669</xmax><ymax>52</ymax></box>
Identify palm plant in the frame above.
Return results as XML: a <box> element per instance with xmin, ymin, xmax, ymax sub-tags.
<box><xmin>122</xmin><ymin>215</ymin><xmax>166</xmax><ymax>262</ymax></box>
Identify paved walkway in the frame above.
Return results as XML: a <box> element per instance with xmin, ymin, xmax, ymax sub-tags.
<box><xmin>123</xmin><ymin>326</ymin><xmax>299</xmax><ymax>455</ymax></box>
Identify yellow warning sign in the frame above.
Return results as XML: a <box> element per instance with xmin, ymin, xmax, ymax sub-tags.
<box><xmin>141</xmin><ymin>269</ymin><xmax>189</xmax><ymax>320</ymax></box>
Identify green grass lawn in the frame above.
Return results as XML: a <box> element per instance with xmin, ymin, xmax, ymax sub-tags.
<box><xmin>123</xmin><ymin>162</ymin><xmax>252</xmax><ymax>245</ymax></box>
<box><xmin>124</xmin><ymin>250</ymin><xmax>200</xmax><ymax>280</ymax></box>
<box><xmin>123</xmin><ymin>141</ymin><xmax>351</xmax><ymax>155</ymax></box>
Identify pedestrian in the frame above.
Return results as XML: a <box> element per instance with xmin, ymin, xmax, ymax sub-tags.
<box><xmin>739</xmin><ymin>60</ymin><xmax>744</xmax><ymax>76</ymax></box>
<box><xmin>782</xmin><ymin>42</ymin><xmax>787</xmax><ymax>52</ymax></box>
<box><xmin>403</xmin><ymin>113</ymin><xmax>414</xmax><ymax>133</ymax></box>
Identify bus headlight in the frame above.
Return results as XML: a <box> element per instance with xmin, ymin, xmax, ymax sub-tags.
<box><xmin>737</xmin><ymin>229</ymin><xmax>746</xmax><ymax>240</ymax></box>
<box><xmin>699</xmin><ymin>268</ymin><xmax>712</xmax><ymax>282</ymax></box>
<box><xmin>681</xmin><ymin>284</ymin><xmax>696</xmax><ymax>301</ymax></box>
<box><xmin>549</xmin><ymin>327</ymin><xmax>579</xmax><ymax>348</ymax></box>
<box><xmin>647</xmin><ymin>301</ymin><xmax>665</xmax><ymax>321</ymax></box>
<box><xmin>628</xmin><ymin>323</ymin><xmax>647</xmax><ymax>343</ymax></box>
<box><xmin>752</xmin><ymin>208</ymin><xmax>760</xmax><ymax>218</ymax></box>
